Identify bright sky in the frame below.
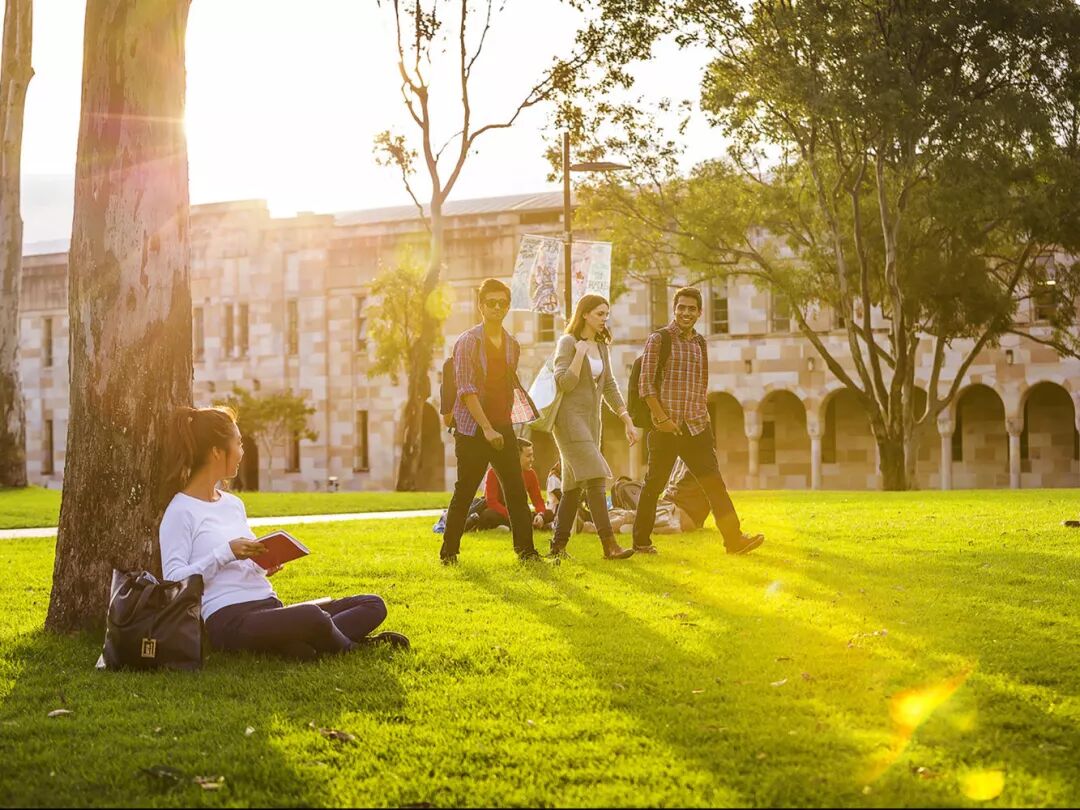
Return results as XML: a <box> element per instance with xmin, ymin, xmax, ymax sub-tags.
<box><xmin>16</xmin><ymin>0</ymin><xmax>715</xmax><ymax>244</ymax></box>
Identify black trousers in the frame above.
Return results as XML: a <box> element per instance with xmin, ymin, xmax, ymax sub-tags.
<box><xmin>205</xmin><ymin>594</ymin><xmax>388</xmax><ymax>661</ymax></box>
<box><xmin>632</xmin><ymin>425</ymin><xmax>741</xmax><ymax>548</ymax></box>
<box><xmin>441</xmin><ymin>426</ymin><xmax>537</xmax><ymax>558</ymax></box>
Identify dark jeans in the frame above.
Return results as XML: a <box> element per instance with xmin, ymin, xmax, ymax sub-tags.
<box><xmin>441</xmin><ymin>427</ymin><xmax>537</xmax><ymax>558</ymax></box>
<box><xmin>205</xmin><ymin>594</ymin><xmax>387</xmax><ymax>661</ymax></box>
<box><xmin>632</xmin><ymin>425</ymin><xmax>740</xmax><ymax>548</ymax></box>
<box><xmin>551</xmin><ymin>478</ymin><xmax>613</xmax><ymax>548</ymax></box>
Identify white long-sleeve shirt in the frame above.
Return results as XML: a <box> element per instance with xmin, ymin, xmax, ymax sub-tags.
<box><xmin>159</xmin><ymin>490</ymin><xmax>275</xmax><ymax>621</ymax></box>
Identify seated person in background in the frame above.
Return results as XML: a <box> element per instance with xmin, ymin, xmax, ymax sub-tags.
<box><xmin>661</xmin><ymin>458</ymin><xmax>712</xmax><ymax>532</ymax></box>
<box><xmin>467</xmin><ymin>438</ymin><xmax>554</xmax><ymax>532</ymax></box>
<box><xmin>546</xmin><ymin>460</ymin><xmax>563</xmax><ymax>515</ymax></box>
<box><xmin>161</xmin><ymin>406</ymin><xmax>409</xmax><ymax>659</ymax></box>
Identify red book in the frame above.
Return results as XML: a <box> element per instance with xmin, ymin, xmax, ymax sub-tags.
<box><xmin>253</xmin><ymin>530</ymin><xmax>310</xmax><ymax>570</ymax></box>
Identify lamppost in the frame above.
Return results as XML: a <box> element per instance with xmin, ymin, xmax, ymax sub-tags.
<box><xmin>562</xmin><ymin>131</ymin><xmax>630</xmax><ymax>319</ymax></box>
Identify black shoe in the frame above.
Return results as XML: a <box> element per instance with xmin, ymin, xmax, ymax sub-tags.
<box><xmin>441</xmin><ymin>554</ymin><xmax>459</xmax><ymax>566</ymax></box>
<box><xmin>632</xmin><ymin>543</ymin><xmax>659</xmax><ymax>555</ymax></box>
<box><xmin>518</xmin><ymin>550</ymin><xmax>546</xmax><ymax>563</ymax></box>
<box><xmin>362</xmin><ymin>631</ymin><xmax>411</xmax><ymax>651</ymax></box>
<box><xmin>1064</xmin><ymin>520</ymin><xmax>1080</xmax><ymax>528</ymax></box>
<box><xmin>726</xmin><ymin>533</ymin><xmax>765</xmax><ymax>555</ymax></box>
<box><xmin>548</xmin><ymin>542</ymin><xmax>571</xmax><ymax>560</ymax></box>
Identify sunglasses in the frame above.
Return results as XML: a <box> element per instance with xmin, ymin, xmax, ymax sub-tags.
<box><xmin>482</xmin><ymin>299</ymin><xmax>510</xmax><ymax>310</ymax></box>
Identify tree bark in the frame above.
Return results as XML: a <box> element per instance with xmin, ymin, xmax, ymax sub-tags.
<box><xmin>0</xmin><ymin>0</ymin><xmax>33</xmax><ymax>488</ymax></box>
<box><xmin>876</xmin><ymin>433</ymin><xmax>909</xmax><ymax>492</ymax></box>
<box><xmin>395</xmin><ymin>206</ymin><xmax>444</xmax><ymax>491</ymax></box>
<box><xmin>46</xmin><ymin>0</ymin><xmax>193</xmax><ymax>632</ymax></box>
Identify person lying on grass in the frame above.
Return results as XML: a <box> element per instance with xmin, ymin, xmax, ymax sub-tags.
<box><xmin>159</xmin><ymin>405</ymin><xmax>409</xmax><ymax>659</ymax></box>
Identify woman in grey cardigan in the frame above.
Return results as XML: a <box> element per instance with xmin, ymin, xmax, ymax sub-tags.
<box><xmin>550</xmin><ymin>294</ymin><xmax>638</xmax><ymax>560</ymax></box>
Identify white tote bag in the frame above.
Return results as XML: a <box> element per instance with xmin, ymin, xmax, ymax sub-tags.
<box><xmin>527</xmin><ymin>357</ymin><xmax>562</xmax><ymax>433</ymax></box>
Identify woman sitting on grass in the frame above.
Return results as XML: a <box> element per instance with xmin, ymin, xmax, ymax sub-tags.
<box><xmin>159</xmin><ymin>405</ymin><xmax>409</xmax><ymax>660</ymax></box>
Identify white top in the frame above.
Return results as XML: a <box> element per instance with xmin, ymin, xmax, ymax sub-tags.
<box><xmin>546</xmin><ymin>473</ymin><xmax>561</xmax><ymax>512</ymax></box>
<box><xmin>588</xmin><ymin>353</ymin><xmax>603</xmax><ymax>380</ymax></box>
<box><xmin>159</xmin><ymin>490</ymin><xmax>275</xmax><ymax>621</ymax></box>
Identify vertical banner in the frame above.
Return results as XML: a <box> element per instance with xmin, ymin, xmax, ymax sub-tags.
<box><xmin>510</xmin><ymin>234</ymin><xmax>612</xmax><ymax>315</ymax></box>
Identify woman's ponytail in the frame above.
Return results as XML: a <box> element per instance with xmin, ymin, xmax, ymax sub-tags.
<box><xmin>162</xmin><ymin>405</ymin><xmax>237</xmax><ymax>496</ymax></box>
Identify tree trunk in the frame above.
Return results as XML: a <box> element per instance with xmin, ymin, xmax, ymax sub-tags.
<box><xmin>876</xmin><ymin>433</ymin><xmax>910</xmax><ymax>491</ymax></box>
<box><xmin>0</xmin><ymin>0</ymin><xmax>33</xmax><ymax>488</ymax></box>
<box><xmin>395</xmin><ymin>206</ymin><xmax>444</xmax><ymax>491</ymax></box>
<box><xmin>46</xmin><ymin>0</ymin><xmax>192</xmax><ymax>632</ymax></box>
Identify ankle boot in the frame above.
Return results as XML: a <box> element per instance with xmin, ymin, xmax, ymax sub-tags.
<box><xmin>549</xmin><ymin>539</ymin><xmax>570</xmax><ymax>559</ymax></box>
<box><xmin>600</xmin><ymin>535</ymin><xmax>635</xmax><ymax>560</ymax></box>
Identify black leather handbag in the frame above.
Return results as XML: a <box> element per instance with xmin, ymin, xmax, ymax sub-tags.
<box><xmin>99</xmin><ymin>570</ymin><xmax>205</xmax><ymax>671</ymax></box>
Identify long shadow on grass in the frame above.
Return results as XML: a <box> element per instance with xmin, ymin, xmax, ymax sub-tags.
<box><xmin>605</xmin><ymin>539</ymin><xmax>1080</xmax><ymax>804</ymax></box>
<box><xmin>0</xmin><ymin>629</ymin><xmax>406</xmax><ymax>808</ymax></box>
<box><xmin>459</xmin><ymin>563</ymin><xmax>941</xmax><ymax>808</ymax></box>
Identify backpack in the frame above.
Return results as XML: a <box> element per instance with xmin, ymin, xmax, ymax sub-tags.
<box><xmin>611</xmin><ymin>476</ymin><xmax>645</xmax><ymax>511</ymax></box>
<box><xmin>440</xmin><ymin>356</ymin><xmax>455</xmax><ymax>417</ymax></box>
<box><xmin>627</xmin><ymin>330</ymin><xmax>672</xmax><ymax>428</ymax></box>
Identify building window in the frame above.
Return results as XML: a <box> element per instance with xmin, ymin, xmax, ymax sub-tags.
<box><xmin>287</xmin><ymin>299</ymin><xmax>299</xmax><ymax>356</ymax></box>
<box><xmin>833</xmin><ymin>305</ymin><xmax>847</xmax><ymax>330</ymax></box>
<box><xmin>238</xmin><ymin>303</ymin><xmax>249</xmax><ymax>357</ymax></box>
<box><xmin>1032</xmin><ymin>285</ymin><xmax>1056</xmax><ymax>322</ymax></box>
<box><xmin>286</xmin><ymin>432</ymin><xmax>301</xmax><ymax>472</ymax></box>
<box><xmin>822</xmin><ymin>401</ymin><xmax>837</xmax><ymax>464</ymax></box>
<box><xmin>537</xmin><ymin>312</ymin><xmax>556</xmax><ymax>343</ymax></box>
<box><xmin>650</xmin><ymin>279</ymin><xmax>669</xmax><ymax>330</ymax></box>
<box><xmin>223</xmin><ymin>304</ymin><xmax>235</xmax><ymax>358</ymax></box>
<box><xmin>43</xmin><ymin>318</ymin><xmax>53</xmax><ymax>368</ymax></box>
<box><xmin>951</xmin><ymin>408</ymin><xmax>964</xmax><ymax>462</ymax></box>
<box><xmin>43</xmin><ymin>419</ymin><xmax>54</xmax><ymax>475</ymax></box>
<box><xmin>193</xmin><ymin>307</ymin><xmax>205</xmax><ymax>361</ymax></box>
<box><xmin>770</xmin><ymin>289</ymin><xmax>792</xmax><ymax>333</ymax></box>
<box><xmin>354</xmin><ymin>295</ymin><xmax>368</xmax><ymax>351</ymax></box>
<box><xmin>354</xmin><ymin>410</ymin><xmax>370</xmax><ymax>471</ymax></box>
<box><xmin>710</xmin><ymin>280</ymin><xmax>729</xmax><ymax>335</ymax></box>
<box><xmin>760</xmin><ymin>421</ymin><xmax>776</xmax><ymax>465</ymax></box>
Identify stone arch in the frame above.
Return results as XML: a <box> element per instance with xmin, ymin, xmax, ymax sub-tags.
<box><xmin>708</xmin><ymin>392</ymin><xmax>748</xmax><ymax>488</ymax></box>
<box><xmin>819</xmin><ymin>387</ymin><xmax>876</xmax><ymax>490</ymax></box>
<box><xmin>758</xmin><ymin>389</ymin><xmax>810</xmax><ymax>489</ymax></box>
<box><xmin>952</xmin><ymin>384</ymin><xmax>1009</xmax><ymax>489</ymax></box>
<box><xmin>1018</xmin><ymin>381</ymin><xmax>1079</xmax><ymax>488</ymax></box>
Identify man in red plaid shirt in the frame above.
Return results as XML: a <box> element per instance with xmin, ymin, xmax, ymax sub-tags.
<box><xmin>631</xmin><ymin>287</ymin><xmax>764</xmax><ymax>555</ymax></box>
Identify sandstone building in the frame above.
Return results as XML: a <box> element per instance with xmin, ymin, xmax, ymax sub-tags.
<box><xmin>18</xmin><ymin>193</ymin><xmax>1080</xmax><ymax>492</ymax></box>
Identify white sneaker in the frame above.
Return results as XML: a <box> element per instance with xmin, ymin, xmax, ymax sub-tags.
<box><xmin>495</xmin><ymin>525</ymin><xmax>511</xmax><ymax>532</ymax></box>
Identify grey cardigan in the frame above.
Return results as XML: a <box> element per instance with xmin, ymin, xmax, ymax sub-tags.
<box><xmin>551</xmin><ymin>334</ymin><xmax>626</xmax><ymax>489</ymax></box>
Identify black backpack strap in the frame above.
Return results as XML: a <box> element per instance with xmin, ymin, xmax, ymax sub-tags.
<box><xmin>654</xmin><ymin>329</ymin><xmax>672</xmax><ymax>387</ymax></box>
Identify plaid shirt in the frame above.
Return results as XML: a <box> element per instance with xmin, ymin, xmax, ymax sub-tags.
<box><xmin>451</xmin><ymin>325</ymin><xmax>538</xmax><ymax>437</ymax></box>
<box><xmin>638</xmin><ymin>321</ymin><xmax>710</xmax><ymax>436</ymax></box>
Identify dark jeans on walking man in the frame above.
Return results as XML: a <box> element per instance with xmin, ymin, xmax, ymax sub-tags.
<box><xmin>632</xmin><ymin>425</ymin><xmax>743</xmax><ymax>548</ymax></box>
<box><xmin>440</xmin><ymin>427</ymin><xmax>538</xmax><ymax>559</ymax></box>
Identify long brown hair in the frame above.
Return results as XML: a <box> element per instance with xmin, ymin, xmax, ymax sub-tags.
<box><xmin>565</xmin><ymin>294</ymin><xmax>612</xmax><ymax>344</ymax></box>
<box><xmin>163</xmin><ymin>405</ymin><xmax>238</xmax><ymax>495</ymax></box>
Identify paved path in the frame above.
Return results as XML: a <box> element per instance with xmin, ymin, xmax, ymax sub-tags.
<box><xmin>0</xmin><ymin>508</ymin><xmax>444</xmax><ymax>540</ymax></box>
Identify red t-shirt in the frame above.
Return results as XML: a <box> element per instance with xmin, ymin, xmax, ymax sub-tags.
<box><xmin>485</xmin><ymin>467</ymin><xmax>546</xmax><ymax>518</ymax></box>
<box><xmin>482</xmin><ymin>337</ymin><xmax>512</xmax><ymax>428</ymax></box>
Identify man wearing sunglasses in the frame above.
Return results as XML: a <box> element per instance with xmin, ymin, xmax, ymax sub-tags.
<box><xmin>440</xmin><ymin>278</ymin><xmax>544</xmax><ymax>565</ymax></box>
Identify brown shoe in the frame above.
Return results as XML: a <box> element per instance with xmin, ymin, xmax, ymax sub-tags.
<box><xmin>726</xmin><ymin>533</ymin><xmax>765</xmax><ymax>555</ymax></box>
<box><xmin>601</xmin><ymin>536</ymin><xmax>635</xmax><ymax>560</ymax></box>
<box><xmin>631</xmin><ymin>543</ymin><xmax>659</xmax><ymax>555</ymax></box>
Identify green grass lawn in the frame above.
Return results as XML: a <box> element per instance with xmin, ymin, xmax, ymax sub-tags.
<box><xmin>0</xmin><ymin>487</ymin><xmax>451</xmax><ymax>530</ymax></box>
<box><xmin>1</xmin><ymin>490</ymin><xmax>1078</xmax><ymax>807</ymax></box>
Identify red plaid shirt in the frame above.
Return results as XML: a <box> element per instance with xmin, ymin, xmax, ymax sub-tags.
<box><xmin>638</xmin><ymin>321</ymin><xmax>710</xmax><ymax>436</ymax></box>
